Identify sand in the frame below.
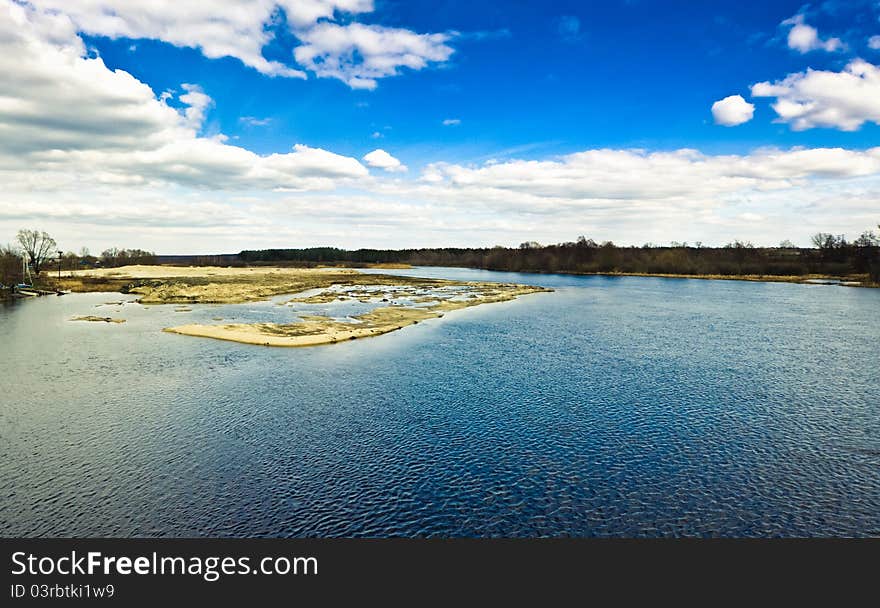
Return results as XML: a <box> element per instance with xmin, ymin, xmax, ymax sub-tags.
<box><xmin>165</xmin><ymin>306</ymin><xmax>440</xmax><ymax>347</ymax></box>
<box><xmin>164</xmin><ymin>282</ymin><xmax>550</xmax><ymax>347</ymax></box>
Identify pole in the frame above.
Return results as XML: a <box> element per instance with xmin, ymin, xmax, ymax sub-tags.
<box><xmin>58</xmin><ymin>250</ymin><xmax>63</xmax><ymax>280</ymax></box>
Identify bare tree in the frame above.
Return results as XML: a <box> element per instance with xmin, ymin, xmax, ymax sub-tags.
<box><xmin>16</xmin><ymin>229</ymin><xmax>56</xmax><ymax>274</ymax></box>
<box><xmin>810</xmin><ymin>233</ymin><xmax>846</xmax><ymax>250</ymax></box>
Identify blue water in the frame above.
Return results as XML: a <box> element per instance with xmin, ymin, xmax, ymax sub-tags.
<box><xmin>1</xmin><ymin>268</ymin><xmax>879</xmax><ymax>537</ymax></box>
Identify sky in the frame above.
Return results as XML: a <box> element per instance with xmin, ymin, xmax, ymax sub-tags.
<box><xmin>1</xmin><ymin>0</ymin><xmax>879</xmax><ymax>254</ymax></box>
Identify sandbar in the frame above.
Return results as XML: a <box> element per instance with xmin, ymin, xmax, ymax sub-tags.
<box><xmin>164</xmin><ymin>283</ymin><xmax>549</xmax><ymax>347</ymax></box>
<box><xmin>59</xmin><ymin>264</ymin><xmax>551</xmax><ymax>347</ymax></box>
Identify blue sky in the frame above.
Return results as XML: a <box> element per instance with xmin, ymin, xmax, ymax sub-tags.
<box><xmin>87</xmin><ymin>0</ymin><xmax>880</xmax><ymax>161</ymax></box>
<box><xmin>2</xmin><ymin>0</ymin><xmax>879</xmax><ymax>252</ymax></box>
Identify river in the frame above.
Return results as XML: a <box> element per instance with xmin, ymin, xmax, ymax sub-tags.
<box><xmin>1</xmin><ymin>268</ymin><xmax>878</xmax><ymax>536</ymax></box>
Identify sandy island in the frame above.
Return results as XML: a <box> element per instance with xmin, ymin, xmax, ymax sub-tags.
<box><xmin>60</xmin><ymin>265</ymin><xmax>552</xmax><ymax>347</ymax></box>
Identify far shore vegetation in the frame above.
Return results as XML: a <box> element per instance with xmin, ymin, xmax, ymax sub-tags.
<box><xmin>2</xmin><ymin>224</ymin><xmax>879</xmax><ymax>300</ymax></box>
<box><xmin>239</xmin><ymin>227</ymin><xmax>880</xmax><ymax>286</ymax></box>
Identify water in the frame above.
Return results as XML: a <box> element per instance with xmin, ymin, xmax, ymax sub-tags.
<box><xmin>1</xmin><ymin>269</ymin><xmax>879</xmax><ymax>537</ymax></box>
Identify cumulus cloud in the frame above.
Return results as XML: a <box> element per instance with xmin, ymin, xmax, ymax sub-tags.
<box><xmin>24</xmin><ymin>0</ymin><xmax>310</xmax><ymax>77</ymax></box>
<box><xmin>356</xmin><ymin>147</ymin><xmax>880</xmax><ymax>248</ymax></box>
<box><xmin>417</xmin><ymin>148</ymin><xmax>880</xmax><ymax>204</ymax></box>
<box><xmin>711</xmin><ymin>95</ymin><xmax>755</xmax><ymax>126</ymax></box>
<box><xmin>8</xmin><ymin>145</ymin><xmax>880</xmax><ymax>252</ymax></box>
<box><xmin>22</xmin><ymin>0</ymin><xmax>453</xmax><ymax>88</ymax></box>
<box><xmin>442</xmin><ymin>118</ymin><xmax>462</xmax><ymax>126</ymax></box>
<box><xmin>0</xmin><ymin>3</ymin><xmax>184</xmax><ymax>154</ymax></box>
<box><xmin>293</xmin><ymin>23</ymin><xmax>454</xmax><ymax>90</ymax></box>
<box><xmin>2</xmin><ymin>1</ymin><xmax>880</xmax><ymax>252</ymax></box>
<box><xmin>751</xmin><ymin>60</ymin><xmax>880</xmax><ymax>131</ymax></box>
<box><xmin>783</xmin><ymin>14</ymin><xmax>843</xmax><ymax>53</ymax></box>
<box><xmin>0</xmin><ymin>2</ymin><xmax>368</xmax><ymax>191</ymax></box>
<box><xmin>363</xmin><ymin>149</ymin><xmax>408</xmax><ymax>173</ymax></box>
<box><xmin>869</xmin><ymin>35</ymin><xmax>880</xmax><ymax>50</ymax></box>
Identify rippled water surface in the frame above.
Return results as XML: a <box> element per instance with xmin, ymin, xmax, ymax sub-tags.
<box><xmin>2</xmin><ymin>268</ymin><xmax>879</xmax><ymax>537</ymax></box>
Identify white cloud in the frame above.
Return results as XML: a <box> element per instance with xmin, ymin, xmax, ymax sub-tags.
<box><xmin>293</xmin><ymin>23</ymin><xmax>454</xmax><ymax>90</ymax></box>
<box><xmin>751</xmin><ymin>60</ymin><xmax>880</xmax><ymax>131</ymax></box>
<box><xmin>0</xmin><ymin>2</ymin><xmax>368</xmax><ymax>191</ymax></box>
<box><xmin>416</xmin><ymin>148</ymin><xmax>880</xmax><ymax>203</ymax></box>
<box><xmin>442</xmin><ymin>118</ymin><xmax>462</xmax><ymax>126</ymax></box>
<box><xmin>179</xmin><ymin>84</ymin><xmax>213</xmax><ymax>131</ymax></box>
<box><xmin>869</xmin><ymin>35</ymin><xmax>880</xmax><ymax>50</ymax></box>
<box><xmin>277</xmin><ymin>0</ymin><xmax>374</xmax><ymax>28</ymax></box>
<box><xmin>24</xmin><ymin>0</ymin><xmax>311</xmax><ymax>77</ymax></box>
<box><xmin>783</xmin><ymin>14</ymin><xmax>843</xmax><ymax>53</ymax></box>
<box><xmin>353</xmin><ymin>147</ymin><xmax>880</xmax><ymax>248</ymax></box>
<box><xmin>0</xmin><ymin>3</ymin><xmax>184</xmax><ymax>155</ymax></box>
<box><xmin>2</xmin><ymin>1</ymin><xmax>880</xmax><ymax>252</ymax></box>
<box><xmin>239</xmin><ymin>116</ymin><xmax>272</xmax><ymax>127</ymax></box>
<box><xmin>363</xmin><ymin>149</ymin><xmax>408</xmax><ymax>173</ymax></box>
<box><xmin>22</xmin><ymin>0</ymin><xmax>453</xmax><ymax>88</ymax></box>
<box><xmin>711</xmin><ymin>95</ymin><xmax>755</xmax><ymax>126</ymax></box>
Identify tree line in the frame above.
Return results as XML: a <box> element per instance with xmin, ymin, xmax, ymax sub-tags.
<box><xmin>4</xmin><ymin>225</ymin><xmax>878</xmax><ymax>290</ymax></box>
<box><xmin>240</xmin><ymin>227</ymin><xmax>880</xmax><ymax>284</ymax></box>
<box><xmin>1</xmin><ymin>229</ymin><xmax>156</xmax><ymax>288</ymax></box>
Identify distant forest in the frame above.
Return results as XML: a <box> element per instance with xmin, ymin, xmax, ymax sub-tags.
<box><xmin>241</xmin><ymin>230</ymin><xmax>880</xmax><ymax>284</ymax></box>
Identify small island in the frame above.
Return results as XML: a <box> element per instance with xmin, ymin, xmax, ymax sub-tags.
<box><xmin>57</xmin><ymin>265</ymin><xmax>551</xmax><ymax>347</ymax></box>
